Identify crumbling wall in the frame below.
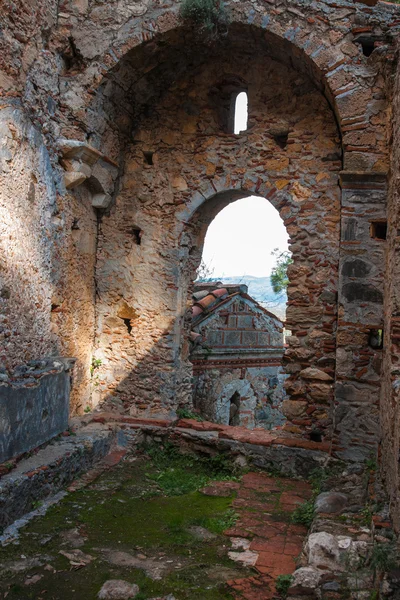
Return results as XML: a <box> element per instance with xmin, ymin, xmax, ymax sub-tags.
<box><xmin>193</xmin><ymin>366</ymin><xmax>286</xmax><ymax>429</ymax></box>
<box><xmin>380</xmin><ymin>42</ymin><xmax>400</xmax><ymax>531</ymax></box>
<box><xmin>0</xmin><ymin>1</ymin><xmax>101</xmax><ymax>413</ymax></box>
<box><xmin>0</xmin><ymin>0</ymin><xmax>397</xmax><ymax>461</ymax></box>
<box><xmin>93</xmin><ymin>46</ymin><xmax>342</xmax><ymax>432</ymax></box>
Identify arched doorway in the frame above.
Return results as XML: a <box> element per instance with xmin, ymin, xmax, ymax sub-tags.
<box><xmin>189</xmin><ymin>195</ymin><xmax>289</xmax><ymax>430</ymax></box>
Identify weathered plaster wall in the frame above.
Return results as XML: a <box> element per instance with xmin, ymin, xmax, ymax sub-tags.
<box><xmin>0</xmin><ymin>103</ymin><xmax>98</xmax><ymax>412</ymax></box>
<box><xmin>0</xmin><ymin>358</ymin><xmax>74</xmax><ymax>463</ymax></box>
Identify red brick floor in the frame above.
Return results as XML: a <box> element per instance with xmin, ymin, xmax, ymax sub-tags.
<box><xmin>203</xmin><ymin>472</ymin><xmax>312</xmax><ymax>600</ymax></box>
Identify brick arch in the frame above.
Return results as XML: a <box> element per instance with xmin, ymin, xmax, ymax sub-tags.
<box><xmin>66</xmin><ymin>0</ymin><xmax>390</xmax><ymax>173</ymax></box>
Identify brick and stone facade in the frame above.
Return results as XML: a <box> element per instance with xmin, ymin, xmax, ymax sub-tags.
<box><xmin>190</xmin><ymin>283</ymin><xmax>286</xmax><ymax>429</ymax></box>
<box><xmin>2</xmin><ymin>0</ymin><xmax>400</xmax><ymax>526</ymax></box>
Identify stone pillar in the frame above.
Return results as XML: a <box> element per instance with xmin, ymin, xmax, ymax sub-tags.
<box><xmin>334</xmin><ymin>172</ymin><xmax>386</xmax><ymax>461</ymax></box>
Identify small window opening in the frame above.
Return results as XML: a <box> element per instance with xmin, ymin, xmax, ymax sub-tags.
<box><xmin>71</xmin><ymin>218</ymin><xmax>80</xmax><ymax>230</ymax></box>
<box><xmin>229</xmin><ymin>391</ymin><xmax>241</xmax><ymax>426</ymax></box>
<box><xmin>359</xmin><ymin>39</ymin><xmax>375</xmax><ymax>57</ymax></box>
<box><xmin>369</xmin><ymin>328</ymin><xmax>383</xmax><ymax>350</ymax></box>
<box><xmin>51</xmin><ymin>304</ymin><xmax>60</xmax><ymax>312</ymax></box>
<box><xmin>123</xmin><ymin>318</ymin><xmax>133</xmax><ymax>334</ymax></box>
<box><xmin>370</xmin><ymin>221</ymin><xmax>387</xmax><ymax>240</ymax></box>
<box><xmin>273</xmin><ymin>133</ymin><xmax>289</xmax><ymax>149</ymax></box>
<box><xmin>310</xmin><ymin>428</ymin><xmax>322</xmax><ymax>443</ymax></box>
<box><xmin>233</xmin><ymin>92</ymin><xmax>248</xmax><ymax>135</ymax></box>
<box><xmin>127</xmin><ymin>226</ymin><xmax>142</xmax><ymax>245</ymax></box>
<box><xmin>42</xmin><ymin>409</ymin><xmax>49</xmax><ymax>421</ymax></box>
<box><xmin>143</xmin><ymin>151</ymin><xmax>154</xmax><ymax>165</ymax></box>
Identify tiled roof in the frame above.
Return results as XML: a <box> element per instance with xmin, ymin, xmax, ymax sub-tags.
<box><xmin>191</xmin><ymin>282</ymin><xmax>283</xmax><ymax>326</ymax></box>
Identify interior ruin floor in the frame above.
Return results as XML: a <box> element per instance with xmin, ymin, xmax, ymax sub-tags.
<box><xmin>0</xmin><ymin>445</ymin><xmax>311</xmax><ymax>600</ymax></box>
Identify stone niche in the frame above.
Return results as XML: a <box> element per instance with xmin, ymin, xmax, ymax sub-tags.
<box><xmin>0</xmin><ymin>358</ymin><xmax>75</xmax><ymax>463</ymax></box>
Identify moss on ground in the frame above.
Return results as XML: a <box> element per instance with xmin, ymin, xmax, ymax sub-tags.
<box><xmin>0</xmin><ymin>446</ymin><xmax>249</xmax><ymax>599</ymax></box>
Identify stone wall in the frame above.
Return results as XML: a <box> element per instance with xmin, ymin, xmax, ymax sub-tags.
<box><xmin>192</xmin><ymin>365</ymin><xmax>286</xmax><ymax>430</ymax></box>
<box><xmin>0</xmin><ymin>104</ymin><xmax>99</xmax><ymax>413</ymax></box>
<box><xmin>93</xmin><ymin>43</ymin><xmax>342</xmax><ymax>436</ymax></box>
<box><xmin>380</xmin><ymin>40</ymin><xmax>400</xmax><ymax>531</ymax></box>
<box><xmin>0</xmin><ymin>0</ymin><xmax>399</xmax><ymax>467</ymax></box>
<box><xmin>334</xmin><ymin>175</ymin><xmax>386</xmax><ymax>462</ymax></box>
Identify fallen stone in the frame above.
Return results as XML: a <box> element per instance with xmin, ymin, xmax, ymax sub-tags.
<box><xmin>228</xmin><ymin>549</ymin><xmax>259</xmax><ymax>567</ymax></box>
<box><xmin>230</xmin><ymin>537</ymin><xmax>251</xmax><ymax>550</ymax></box>
<box><xmin>24</xmin><ymin>574</ymin><xmax>43</xmax><ymax>586</ymax></box>
<box><xmin>290</xmin><ymin>566</ymin><xmax>326</xmax><ymax>594</ymax></box>
<box><xmin>103</xmin><ymin>550</ymin><xmax>171</xmax><ymax>580</ymax></box>
<box><xmin>98</xmin><ymin>579</ymin><xmax>139</xmax><ymax>599</ymax></box>
<box><xmin>60</xmin><ymin>528</ymin><xmax>86</xmax><ymax>547</ymax></box>
<box><xmin>187</xmin><ymin>526</ymin><xmax>217</xmax><ymax>541</ymax></box>
<box><xmin>305</xmin><ymin>532</ymin><xmax>341</xmax><ymax>571</ymax></box>
<box><xmin>322</xmin><ymin>580</ymin><xmax>341</xmax><ymax>591</ymax></box>
<box><xmin>315</xmin><ymin>492</ymin><xmax>348</xmax><ymax>514</ymax></box>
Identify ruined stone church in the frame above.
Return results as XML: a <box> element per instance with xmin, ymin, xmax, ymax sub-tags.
<box><xmin>2</xmin><ymin>0</ymin><xmax>400</xmax><ymax>596</ymax></box>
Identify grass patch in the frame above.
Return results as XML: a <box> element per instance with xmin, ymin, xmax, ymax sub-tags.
<box><xmin>143</xmin><ymin>443</ymin><xmax>240</xmax><ymax>496</ymax></box>
<box><xmin>180</xmin><ymin>0</ymin><xmax>229</xmax><ymax>35</ymax></box>
<box><xmin>195</xmin><ymin>509</ymin><xmax>238</xmax><ymax>534</ymax></box>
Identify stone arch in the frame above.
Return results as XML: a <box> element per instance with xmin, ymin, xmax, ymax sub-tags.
<box><xmin>215</xmin><ymin>379</ymin><xmax>257</xmax><ymax>428</ymax></box>
<box><xmin>176</xmin><ymin>172</ymin><xmax>339</xmax><ymax>434</ymax></box>
<box><xmin>92</xmin><ymin>36</ymin><xmax>342</xmax><ymax>427</ymax></box>
<box><xmin>61</xmin><ymin>1</ymin><xmax>391</xmax><ymax>174</ymax></box>
<box><xmin>77</xmin><ymin>4</ymin><xmax>388</xmax><ymax>459</ymax></box>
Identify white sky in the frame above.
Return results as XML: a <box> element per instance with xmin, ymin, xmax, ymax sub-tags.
<box><xmin>202</xmin><ymin>196</ymin><xmax>289</xmax><ymax>278</ymax></box>
<box><xmin>234</xmin><ymin>92</ymin><xmax>248</xmax><ymax>134</ymax></box>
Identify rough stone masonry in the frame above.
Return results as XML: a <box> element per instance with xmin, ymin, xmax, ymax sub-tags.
<box><xmin>1</xmin><ymin>0</ymin><xmax>400</xmax><ymax>527</ymax></box>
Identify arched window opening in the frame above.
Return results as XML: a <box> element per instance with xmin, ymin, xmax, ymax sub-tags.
<box><xmin>234</xmin><ymin>91</ymin><xmax>248</xmax><ymax>134</ymax></box>
<box><xmin>229</xmin><ymin>391</ymin><xmax>241</xmax><ymax>426</ymax></box>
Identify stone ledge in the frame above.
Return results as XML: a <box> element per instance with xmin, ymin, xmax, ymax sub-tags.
<box><xmin>88</xmin><ymin>414</ymin><xmax>333</xmax><ymax>455</ymax></box>
<box><xmin>85</xmin><ymin>414</ymin><xmax>334</xmax><ymax>478</ymax></box>
<box><xmin>0</xmin><ymin>423</ymin><xmax>117</xmax><ymax>533</ymax></box>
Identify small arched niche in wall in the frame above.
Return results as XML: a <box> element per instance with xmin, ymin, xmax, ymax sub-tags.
<box><xmin>209</xmin><ymin>76</ymin><xmax>248</xmax><ymax>134</ymax></box>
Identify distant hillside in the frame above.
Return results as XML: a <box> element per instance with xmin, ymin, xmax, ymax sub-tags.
<box><xmin>207</xmin><ymin>275</ymin><xmax>287</xmax><ymax>320</ymax></box>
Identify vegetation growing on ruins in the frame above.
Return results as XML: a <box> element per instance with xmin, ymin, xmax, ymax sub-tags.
<box><xmin>176</xmin><ymin>407</ymin><xmax>205</xmax><ymax>421</ymax></box>
<box><xmin>275</xmin><ymin>574</ymin><xmax>294</xmax><ymax>597</ymax></box>
<box><xmin>0</xmin><ymin>448</ymin><xmax>246</xmax><ymax>599</ymax></box>
<box><xmin>180</xmin><ymin>0</ymin><xmax>229</xmax><ymax>34</ymax></box>
<box><xmin>270</xmin><ymin>249</ymin><xmax>293</xmax><ymax>295</ymax></box>
<box><xmin>144</xmin><ymin>442</ymin><xmax>240</xmax><ymax>496</ymax></box>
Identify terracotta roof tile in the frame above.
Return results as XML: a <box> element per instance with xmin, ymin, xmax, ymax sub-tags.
<box><xmin>211</xmin><ymin>288</ymin><xmax>228</xmax><ymax>298</ymax></box>
<box><xmin>196</xmin><ymin>294</ymin><xmax>217</xmax><ymax>309</ymax></box>
<box><xmin>193</xmin><ymin>290</ymin><xmax>210</xmax><ymax>301</ymax></box>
